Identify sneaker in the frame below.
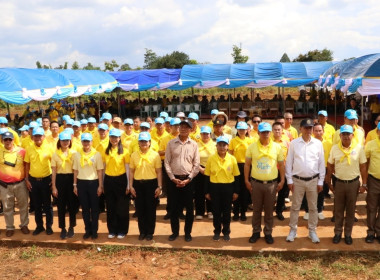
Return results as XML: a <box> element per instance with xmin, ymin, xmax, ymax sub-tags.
<box><xmin>60</xmin><ymin>229</ymin><xmax>67</xmax><ymax>239</ymax></box>
<box><xmin>207</xmin><ymin>212</ymin><xmax>213</xmax><ymax>219</ymax></box>
<box><xmin>108</xmin><ymin>233</ymin><xmax>116</xmax><ymax>239</ymax></box>
<box><xmin>285</xmin><ymin>198</ymin><xmax>290</xmax><ymax>203</ymax></box>
<box><xmin>67</xmin><ymin>227</ymin><xmax>74</xmax><ymax>238</ymax></box>
<box><xmin>303</xmin><ymin>213</ymin><xmax>309</xmax><ymax>220</ymax></box>
<box><xmin>213</xmin><ymin>233</ymin><xmax>220</xmax><ymax>241</ymax></box>
<box><xmin>318</xmin><ymin>212</ymin><xmax>325</xmax><ymax>220</ymax></box>
<box><xmin>223</xmin><ymin>235</ymin><xmax>230</xmax><ymax>242</ymax></box>
<box><xmin>286</xmin><ymin>229</ymin><xmax>297</xmax><ymax>242</ymax></box>
<box><xmin>117</xmin><ymin>234</ymin><xmax>126</xmax><ymax>239</ymax></box>
<box><xmin>308</xmin><ymin>231</ymin><xmax>320</xmax><ymax>243</ymax></box>
<box><xmin>195</xmin><ymin>215</ymin><xmax>203</xmax><ymax>220</ymax></box>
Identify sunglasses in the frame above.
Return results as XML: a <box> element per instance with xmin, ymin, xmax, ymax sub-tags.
<box><xmin>3</xmin><ymin>138</ymin><xmax>13</xmax><ymax>142</ymax></box>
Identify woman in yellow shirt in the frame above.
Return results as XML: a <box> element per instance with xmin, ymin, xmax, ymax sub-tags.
<box><xmin>229</xmin><ymin>122</ymin><xmax>253</xmax><ymax>221</ymax></box>
<box><xmin>102</xmin><ymin>129</ymin><xmax>131</xmax><ymax>239</ymax></box>
<box><xmin>129</xmin><ymin>132</ymin><xmax>162</xmax><ymax>241</ymax></box>
<box><xmin>51</xmin><ymin>131</ymin><xmax>78</xmax><ymax>239</ymax></box>
<box><xmin>194</xmin><ymin>126</ymin><xmax>216</xmax><ymax>220</ymax></box>
<box><xmin>205</xmin><ymin>136</ymin><xmax>240</xmax><ymax>241</ymax></box>
<box><xmin>73</xmin><ymin>133</ymin><xmax>104</xmax><ymax>240</ymax></box>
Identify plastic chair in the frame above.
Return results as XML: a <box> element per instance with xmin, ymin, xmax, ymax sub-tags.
<box><xmin>150</xmin><ymin>104</ymin><xmax>160</xmax><ymax>117</ymax></box>
<box><xmin>165</xmin><ymin>104</ymin><xmax>173</xmax><ymax>117</ymax></box>
<box><xmin>140</xmin><ymin>105</ymin><xmax>150</xmax><ymax>118</ymax></box>
<box><xmin>192</xmin><ymin>103</ymin><xmax>201</xmax><ymax>116</ymax></box>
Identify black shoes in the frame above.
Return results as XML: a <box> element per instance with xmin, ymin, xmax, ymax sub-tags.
<box><xmin>223</xmin><ymin>235</ymin><xmax>230</xmax><ymax>242</ymax></box>
<box><xmin>232</xmin><ymin>215</ymin><xmax>239</xmax><ymax>221</ymax></box>
<box><xmin>333</xmin><ymin>234</ymin><xmax>341</xmax><ymax>244</ymax></box>
<box><xmin>139</xmin><ymin>234</ymin><xmax>146</xmax><ymax>240</ymax></box>
<box><xmin>168</xmin><ymin>233</ymin><xmax>178</xmax><ymax>241</ymax></box>
<box><xmin>33</xmin><ymin>227</ymin><xmax>45</xmax><ymax>236</ymax></box>
<box><xmin>46</xmin><ymin>227</ymin><xmax>53</xmax><ymax>235</ymax></box>
<box><xmin>83</xmin><ymin>232</ymin><xmax>91</xmax><ymax>240</ymax></box>
<box><xmin>67</xmin><ymin>227</ymin><xmax>74</xmax><ymax>238</ymax></box>
<box><xmin>365</xmin><ymin>234</ymin><xmax>375</xmax><ymax>243</ymax></box>
<box><xmin>249</xmin><ymin>232</ymin><xmax>260</xmax><ymax>243</ymax></box>
<box><xmin>185</xmin><ymin>234</ymin><xmax>192</xmax><ymax>242</ymax></box>
<box><xmin>92</xmin><ymin>233</ymin><xmax>98</xmax><ymax>240</ymax></box>
<box><xmin>344</xmin><ymin>235</ymin><xmax>353</xmax><ymax>245</ymax></box>
<box><xmin>213</xmin><ymin>234</ymin><xmax>220</xmax><ymax>241</ymax></box>
<box><xmin>163</xmin><ymin>213</ymin><xmax>170</xmax><ymax>220</ymax></box>
<box><xmin>240</xmin><ymin>215</ymin><xmax>247</xmax><ymax>221</ymax></box>
<box><xmin>264</xmin><ymin>234</ymin><xmax>274</xmax><ymax>244</ymax></box>
<box><xmin>276</xmin><ymin>213</ymin><xmax>285</xmax><ymax>221</ymax></box>
<box><xmin>60</xmin><ymin>229</ymin><xmax>67</xmax><ymax>239</ymax></box>
<box><xmin>145</xmin><ymin>234</ymin><xmax>153</xmax><ymax>241</ymax></box>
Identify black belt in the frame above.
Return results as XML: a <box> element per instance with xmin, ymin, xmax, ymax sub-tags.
<box><xmin>251</xmin><ymin>177</ymin><xmax>277</xmax><ymax>184</ymax></box>
<box><xmin>7</xmin><ymin>179</ymin><xmax>25</xmax><ymax>186</ymax></box>
<box><xmin>293</xmin><ymin>174</ymin><xmax>319</xmax><ymax>181</ymax></box>
<box><xmin>335</xmin><ymin>176</ymin><xmax>359</xmax><ymax>184</ymax></box>
<box><xmin>369</xmin><ymin>174</ymin><xmax>380</xmax><ymax>182</ymax></box>
<box><xmin>29</xmin><ymin>175</ymin><xmax>51</xmax><ymax>181</ymax></box>
<box><xmin>174</xmin><ymin>174</ymin><xmax>189</xmax><ymax>180</ymax></box>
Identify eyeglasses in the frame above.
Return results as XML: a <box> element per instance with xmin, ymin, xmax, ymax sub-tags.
<box><xmin>252</xmin><ymin>121</ymin><xmax>261</xmax><ymax>123</ymax></box>
<box><xmin>285</xmin><ymin>118</ymin><xmax>293</xmax><ymax>120</ymax></box>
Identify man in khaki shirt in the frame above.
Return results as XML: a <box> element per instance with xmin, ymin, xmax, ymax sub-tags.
<box><xmin>164</xmin><ymin>120</ymin><xmax>199</xmax><ymax>242</ymax></box>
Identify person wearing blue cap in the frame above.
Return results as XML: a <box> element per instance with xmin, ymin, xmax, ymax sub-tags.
<box><xmin>332</xmin><ymin>109</ymin><xmax>365</xmax><ymax>146</ymax></box>
<box><xmin>51</xmin><ymin>131</ymin><xmax>78</xmax><ymax>239</ymax></box>
<box><xmin>245</xmin><ymin>122</ymin><xmax>285</xmax><ymax>244</ymax></box>
<box><xmin>366</xmin><ymin>115</ymin><xmax>380</xmax><ymax>144</ymax></box>
<box><xmin>93</xmin><ymin>123</ymin><xmax>109</xmax><ymax>152</ymax></box>
<box><xmin>194</xmin><ymin>126</ymin><xmax>216</xmax><ymax>220</ymax></box>
<box><xmin>72</xmin><ymin>133</ymin><xmax>104</xmax><ymax>240</ymax></box>
<box><xmin>188</xmin><ymin>112</ymin><xmax>201</xmax><ymax>142</ymax></box>
<box><xmin>101</xmin><ymin>113</ymin><xmax>113</xmax><ymax>127</ymax></box>
<box><xmin>19</xmin><ymin>125</ymin><xmax>30</xmax><ymax>144</ymax></box>
<box><xmin>129</xmin><ymin>122</ymin><xmax>159</xmax><ymax>154</ymax></box>
<box><xmin>24</xmin><ymin>127</ymin><xmax>55</xmax><ymax>236</ymax></box>
<box><xmin>164</xmin><ymin>117</ymin><xmax>172</xmax><ymax>133</ymax></box>
<box><xmin>102</xmin><ymin>128</ymin><xmax>131</xmax><ymax>240</ymax></box>
<box><xmin>71</xmin><ymin>121</ymin><xmax>82</xmax><ymax>151</ymax></box>
<box><xmin>204</xmin><ymin>136</ymin><xmax>240</xmax><ymax>241</ymax></box>
<box><xmin>129</xmin><ymin>132</ymin><xmax>162</xmax><ymax>241</ymax></box>
<box><xmin>159</xmin><ymin>111</ymin><xmax>169</xmax><ymax>119</ymax></box>
<box><xmin>151</xmin><ymin>118</ymin><xmax>169</xmax><ymax>146</ymax></box>
<box><xmin>0</xmin><ymin>116</ymin><xmax>20</xmax><ymax>146</ymax></box>
<box><xmin>80</xmin><ymin>119</ymin><xmax>88</xmax><ymax>133</ymax></box>
<box><xmin>59</xmin><ymin>115</ymin><xmax>71</xmax><ymax>133</ymax></box>
<box><xmin>122</xmin><ymin>118</ymin><xmax>137</xmax><ymax>150</ymax></box>
<box><xmin>229</xmin><ymin>122</ymin><xmax>254</xmax><ymax>222</ymax></box>
<box><xmin>207</xmin><ymin>109</ymin><xmax>219</xmax><ymax>129</ymax></box>
<box><xmin>87</xmin><ymin>117</ymin><xmax>98</xmax><ymax>137</ymax></box>
<box><xmin>317</xmin><ymin>110</ymin><xmax>335</xmax><ymax>142</ymax></box>
<box><xmin>21</xmin><ymin>122</ymin><xmax>38</xmax><ymax>149</ymax></box>
<box><xmin>326</xmin><ymin>125</ymin><xmax>367</xmax><ymax>245</ymax></box>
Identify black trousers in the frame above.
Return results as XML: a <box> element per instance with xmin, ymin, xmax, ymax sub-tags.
<box><xmin>135</xmin><ymin>179</ymin><xmax>158</xmax><ymax>235</ymax></box>
<box><xmin>77</xmin><ymin>179</ymin><xmax>99</xmax><ymax>235</ymax></box>
<box><xmin>275</xmin><ymin>175</ymin><xmax>289</xmax><ymax>214</ymax></box>
<box><xmin>169</xmin><ymin>179</ymin><xmax>194</xmax><ymax>235</ymax></box>
<box><xmin>194</xmin><ymin>171</ymin><xmax>212</xmax><ymax>216</ymax></box>
<box><xmin>209</xmin><ymin>182</ymin><xmax>234</xmax><ymax>235</ymax></box>
<box><xmin>30</xmin><ymin>175</ymin><xmax>53</xmax><ymax>229</ymax></box>
<box><xmin>104</xmin><ymin>174</ymin><xmax>130</xmax><ymax>235</ymax></box>
<box><xmin>56</xmin><ymin>174</ymin><xmax>77</xmax><ymax>229</ymax></box>
<box><xmin>233</xmin><ymin>163</ymin><xmax>249</xmax><ymax>217</ymax></box>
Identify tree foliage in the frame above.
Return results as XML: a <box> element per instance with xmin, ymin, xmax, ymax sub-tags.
<box><xmin>280</xmin><ymin>53</ymin><xmax>291</xmax><ymax>62</ymax></box>
<box><xmin>36</xmin><ymin>61</ymin><xmax>51</xmax><ymax>69</ymax></box>
<box><xmin>144</xmin><ymin>48</ymin><xmax>158</xmax><ymax>69</ymax></box>
<box><xmin>293</xmin><ymin>48</ymin><xmax>333</xmax><ymax>62</ymax></box>
<box><xmin>119</xmin><ymin>63</ymin><xmax>132</xmax><ymax>71</ymax></box>
<box><xmin>143</xmin><ymin>49</ymin><xmax>195</xmax><ymax>69</ymax></box>
<box><xmin>71</xmin><ymin>61</ymin><xmax>80</xmax><ymax>70</ymax></box>
<box><xmin>231</xmin><ymin>44</ymin><xmax>249</xmax><ymax>64</ymax></box>
<box><xmin>104</xmin><ymin>59</ymin><xmax>119</xmax><ymax>71</ymax></box>
<box><xmin>82</xmin><ymin>62</ymin><xmax>101</xmax><ymax>70</ymax></box>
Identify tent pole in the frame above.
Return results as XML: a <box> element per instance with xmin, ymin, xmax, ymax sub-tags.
<box><xmin>361</xmin><ymin>96</ymin><xmax>364</xmax><ymax>127</ymax></box>
<box><xmin>250</xmin><ymin>88</ymin><xmax>253</xmax><ymax>101</ymax></box>
<box><xmin>282</xmin><ymin>87</ymin><xmax>285</xmax><ymax>115</ymax></box>
<box><xmin>117</xmin><ymin>89</ymin><xmax>121</xmax><ymax>117</ymax></box>
<box><xmin>98</xmin><ymin>96</ymin><xmax>101</xmax><ymax>122</ymax></box>
<box><xmin>6</xmin><ymin>103</ymin><xmax>10</xmax><ymax>116</ymax></box>
<box><xmin>334</xmin><ymin>89</ymin><xmax>337</xmax><ymax>129</ymax></box>
<box><xmin>138</xmin><ymin>92</ymin><xmax>141</xmax><ymax>103</ymax></box>
<box><xmin>228</xmin><ymin>91</ymin><xmax>231</xmax><ymax>120</ymax></box>
<box><xmin>74</xmin><ymin>97</ymin><xmax>77</xmax><ymax>120</ymax></box>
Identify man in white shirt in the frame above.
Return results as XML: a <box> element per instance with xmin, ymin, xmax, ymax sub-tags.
<box><xmin>285</xmin><ymin>118</ymin><xmax>325</xmax><ymax>243</ymax></box>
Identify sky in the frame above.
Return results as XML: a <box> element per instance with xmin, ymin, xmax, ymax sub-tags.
<box><xmin>1</xmin><ymin>0</ymin><xmax>380</xmax><ymax>69</ymax></box>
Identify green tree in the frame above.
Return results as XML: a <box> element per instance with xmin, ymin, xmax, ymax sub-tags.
<box><xmin>119</xmin><ymin>63</ymin><xmax>131</xmax><ymax>71</ymax></box>
<box><xmin>154</xmin><ymin>51</ymin><xmax>192</xmax><ymax>69</ymax></box>
<box><xmin>144</xmin><ymin>48</ymin><xmax>158</xmax><ymax>69</ymax></box>
<box><xmin>82</xmin><ymin>63</ymin><xmax>101</xmax><ymax>70</ymax></box>
<box><xmin>71</xmin><ymin>61</ymin><xmax>80</xmax><ymax>70</ymax></box>
<box><xmin>55</xmin><ymin>62</ymin><xmax>69</xmax><ymax>69</ymax></box>
<box><xmin>293</xmin><ymin>48</ymin><xmax>333</xmax><ymax>62</ymax></box>
<box><xmin>36</xmin><ymin>61</ymin><xmax>42</xmax><ymax>68</ymax></box>
<box><xmin>280</xmin><ymin>53</ymin><xmax>291</xmax><ymax>62</ymax></box>
<box><xmin>231</xmin><ymin>44</ymin><xmax>249</xmax><ymax>64</ymax></box>
<box><xmin>104</xmin><ymin>59</ymin><xmax>119</xmax><ymax>71</ymax></box>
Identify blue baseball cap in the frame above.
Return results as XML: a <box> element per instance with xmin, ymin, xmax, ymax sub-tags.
<box><xmin>29</xmin><ymin>121</ymin><xmax>39</xmax><ymax>129</ymax></box>
<box><xmin>236</xmin><ymin>121</ymin><xmax>248</xmax><ymax>130</ymax></box>
<box><xmin>155</xmin><ymin>117</ymin><xmax>165</xmax><ymax>124</ymax></box>
<box><xmin>0</xmin><ymin>117</ymin><xmax>8</xmax><ymax>124</ymax></box>
<box><xmin>109</xmin><ymin>128</ymin><xmax>121</xmax><ymax>137</ymax></box>
<box><xmin>64</xmin><ymin>128</ymin><xmax>74</xmax><ymax>135</ymax></box>
<box><xmin>124</xmin><ymin>118</ymin><xmax>133</xmax><ymax>125</ymax></box>
<box><xmin>66</xmin><ymin>119</ymin><xmax>74</xmax><ymax>126</ymax></box>
<box><xmin>72</xmin><ymin>121</ymin><xmax>81</xmax><ymax>127</ymax></box>
<box><xmin>32</xmin><ymin>127</ymin><xmax>45</xmax><ymax>136</ymax></box>
<box><xmin>200</xmin><ymin>126</ymin><xmax>212</xmax><ymax>134</ymax></box>
<box><xmin>140</xmin><ymin>122</ymin><xmax>150</xmax><ymax>129</ymax></box>
<box><xmin>102</xmin><ymin>112</ymin><xmax>112</xmax><ymax>120</ymax></box>
<box><xmin>318</xmin><ymin>110</ymin><xmax>328</xmax><ymax>117</ymax></box>
<box><xmin>62</xmin><ymin>115</ymin><xmax>70</xmax><ymax>122</ymax></box>
<box><xmin>36</xmin><ymin>118</ymin><xmax>42</xmax><ymax>126</ymax></box>
<box><xmin>216</xmin><ymin>136</ymin><xmax>229</xmax><ymax>144</ymax></box>
<box><xmin>80</xmin><ymin>119</ymin><xmax>88</xmax><ymax>125</ymax></box>
<box><xmin>377</xmin><ymin>122</ymin><xmax>380</xmax><ymax>130</ymax></box>
<box><xmin>19</xmin><ymin>125</ymin><xmax>29</xmax><ymax>131</ymax></box>
<box><xmin>98</xmin><ymin>123</ymin><xmax>109</xmax><ymax>131</ymax></box>
<box><xmin>188</xmin><ymin>112</ymin><xmax>199</xmax><ymax>120</ymax></box>
<box><xmin>170</xmin><ymin>118</ymin><xmax>181</xmax><ymax>126</ymax></box>
<box><xmin>0</xmin><ymin>128</ymin><xmax>8</xmax><ymax>135</ymax></box>
<box><xmin>258</xmin><ymin>122</ymin><xmax>272</xmax><ymax>132</ymax></box>
<box><xmin>81</xmin><ymin>133</ymin><xmax>93</xmax><ymax>141</ymax></box>
<box><xmin>159</xmin><ymin>112</ymin><xmax>169</xmax><ymax>118</ymax></box>
<box><xmin>344</xmin><ymin>109</ymin><xmax>358</xmax><ymax>120</ymax></box>
<box><xmin>165</xmin><ymin>117</ymin><xmax>172</xmax><ymax>123</ymax></box>
<box><xmin>211</xmin><ymin>109</ymin><xmax>219</xmax><ymax>115</ymax></box>
<box><xmin>88</xmin><ymin>117</ymin><xmax>96</xmax><ymax>123</ymax></box>
<box><xmin>138</xmin><ymin>132</ymin><xmax>151</xmax><ymax>141</ymax></box>
<box><xmin>59</xmin><ymin>131</ymin><xmax>72</xmax><ymax>141</ymax></box>
<box><xmin>340</xmin><ymin>124</ymin><xmax>353</xmax><ymax>134</ymax></box>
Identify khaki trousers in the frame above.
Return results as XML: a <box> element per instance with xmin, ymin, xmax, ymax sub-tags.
<box><xmin>289</xmin><ymin>177</ymin><xmax>318</xmax><ymax>232</ymax></box>
<box><xmin>334</xmin><ymin>179</ymin><xmax>359</xmax><ymax>236</ymax></box>
<box><xmin>366</xmin><ymin>175</ymin><xmax>380</xmax><ymax>236</ymax></box>
<box><xmin>251</xmin><ymin>180</ymin><xmax>277</xmax><ymax>235</ymax></box>
<box><xmin>0</xmin><ymin>181</ymin><xmax>29</xmax><ymax>230</ymax></box>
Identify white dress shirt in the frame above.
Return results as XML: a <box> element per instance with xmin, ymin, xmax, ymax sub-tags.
<box><xmin>285</xmin><ymin>136</ymin><xmax>325</xmax><ymax>185</ymax></box>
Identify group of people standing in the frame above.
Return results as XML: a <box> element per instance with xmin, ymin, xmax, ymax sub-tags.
<box><xmin>0</xmin><ymin>105</ymin><xmax>378</xmax><ymax>246</ymax></box>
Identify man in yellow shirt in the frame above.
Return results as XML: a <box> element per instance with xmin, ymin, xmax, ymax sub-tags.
<box><xmin>24</xmin><ymin>127</ymin><xmax>54</xmax><ymax>236</ymax></box>
<box><xmin>164</xmin><ymin>117</ymin><xmax>171</xmax><ymax>134</ymax></box>
<box><xmin>326</xmin><ymin>125</ymin><xmax>367</xmax><ymax>245</ymax></box>
<box><xmin>206</xmin><ymin>109</ymin><xmax>219</xmax><ymax>129</ymax></box>
<box><xmin>364</xmin><ymin>122</ymin><xmax>380</xmax><ymax>243</ymax></box>
<box><xmin>188</xmin><ymin>112</ymin><xmax>201</xmax><ymax>142</ymax></box>
<box><xmin>42</xmin><ymin>116</ymin><xmax>51</xmax><ymax>137</ymax></box>
<box><xmin>0</xmin><ymin>117</ymin><xmax>20</xmax><ymax>146</ymax></box>
<box><xmin>46</xmin><ymin>121</ymin><xmax>60</xmax><ymax>148</ymax></box>
<box><xmin>245</xmin><ymin>122</ymin><xmax>285</xmax><ymax>244</ymax></box>
<box><xmin>71</xmin><ymin>121</ymin><xmax>82</xmax><ymax>151</ymax></box>
<box><xmin>365</xmin><ymin>115</ymin><xmax>380</xmax><ymax>144</ymax></box>
<box><xmin>250</xmin><ymin>114</ymin><xmax>261</xmax><ymax>140</ymax></box>
<box><xmin>284</xmin><ymin>112</ymin><xmax>298</xmax><ymax>140</ymax></box>
<box><xmin>80</xmin><ymin>119</ymin><xmax>88</xmax><ymax>133</ymax></box>
<box><xmin>333</xmin><ymin>109</ymin><xmax>364</xmax><ymax>146</ymax></box>
<box><xmin>48</xmin><ymin>106</ymin><xmax>59</xmax><ymax>122</ymax></box>
<box><xmin>121</xmin><ymin>118</ymin><xmax>137</xmax><ymax>149</ymax></box>
<box><xmin>87</xmin><ymin>117</ymin><xmax>98</xmax><ymax>137</ymax></box>
<box><xmin>93</xmin><ymin>123</ymin><xmax>109</xmax><ymax>152</ymax></box>
<box><xmin>318</xmin><ymin>110</ymin><xmax>335</xmax><ymax>142</ymax></box>
<box><xmin>132</xmin><ymin>116</ymin><xmax>141</xmax><ymax>134</ymax></box>
<box><xmin>150</xmin><ymin>117</ymin><xmax>169</xmax><ymax>147</ymax></box>
<box><xmin>21</xmin><ymin>122</ymin><xmax>39</xmax><ymax>149</ymax></box>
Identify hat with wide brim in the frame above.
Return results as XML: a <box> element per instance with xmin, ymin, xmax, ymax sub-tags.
<box><xmin>212</xmin><ymin>112</ymin><xmax>228</xmax><ymax>125</ymax></box>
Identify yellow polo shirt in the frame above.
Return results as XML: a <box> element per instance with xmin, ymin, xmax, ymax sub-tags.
<box><xmin>365</xmin><ymin>139</ymin><xmax>380</xmax><ymax>179</ymax></box>
<box><xmin>158</xmin><ymin>133</ymin><xmax>177</xmax><ymax>159</ymax></box>
<box><xmin>151</xmin><ymin>129</ymin><xmax>169</xmax><ymax>146</ymax></box>
<box><xmin>198</xmin><ymin>140</ymin><xmax>216</xmax><ymax>167</ymax></box>
<box><xmin>323</xmin><ymin>123</ymin><xmax>336</xmax><ymax>142</ymax></box>
<box><xmin>328</xmin><ymin>143</ymin><xmax>366</xmax><ymax>180</ymax></box>
<box><xmin>51</xmin><ymin>149</ymin><xmax>77</xmax><ymax>174</ymax></box>
<box><xmin>204</xmin><ymin>153</ymin><xmax>240</xmax><ymax>183</ymax></box>
<box><xmin>8</xmin><ymin>127</ymin><xmax>20</xmax><ymax>147</ymax></box>
<box><xmin>246</xmin><ymin>140</ymin><xmax>284</xmax><ymax>181</ymax></box>
<box><xmin>229</xmin><ymin>136</ymin><xmax>254</xmax><ymax>163</ymax></box>
<box><xmin>286</xmin><ymin>126</ymin><xmax>298</xmax><ymax>140</ymax></box>
<box><xmin>94</xmin><ymin>136</ymin><xmax>109</xmax><ymax>151</ymax></box>
<box><xmin>21</xmin><ymin>135</ymin><xmax>32</xmax><ymax>149</ymax></box>
<box><xmin>273</xmin><ymin>138</ymin><xmax>289</xmax><ymax>161</ymax></box>
<box><xmin>49</xmin><ymin>110</ymin><xmax>59</xmax><ymax>122</ymax></box>
<box><xmin>0</xmin><ymin>145</ymin><xmax>25</xmax><ymax>183</ymax></box>
<box><xmin>365</xmin><ymin>128</ymin><xmax>377</xmax><ymax>144</ymax></box>
<box><xmin>72</xmin><ymin>150</ymin><xmax>103</xmax><ymax>180</ymax></box>
<box><xmin>321</xmin><ymin>139</ymin><xmax>333</xmax><ymax>167</ymax></box>
<box><xmin>25</xmin><ymin>142</ymin><xmax>54</xmax><ymax>178</ymax></box>
<box><xmin>102</xmin><ymin>147</ymin><xmax>130</xmax><ymax>176</ymax></box>
<box><xmin>46</xmin><ymin>134</ymin><xmax>59</xmax><ymax>148</ymax></box>
<box><xmin>129</xmin><ymin>138</ymin><xmax>159</xmax><ymax>154</ymax></box>
<box><xmin>122</xmin><ymin>132</ymin><xmax>137</xmax><ymax>149</ymax></box>
<box><xmin>129</xmin><ymin>149</ymin><xmax>162</xmax><ymax>180</ymax></box>
<box><xmin>190</xmin><ymin>126</ymin><xmax>201</xmax><ymax>143</ymax></box>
